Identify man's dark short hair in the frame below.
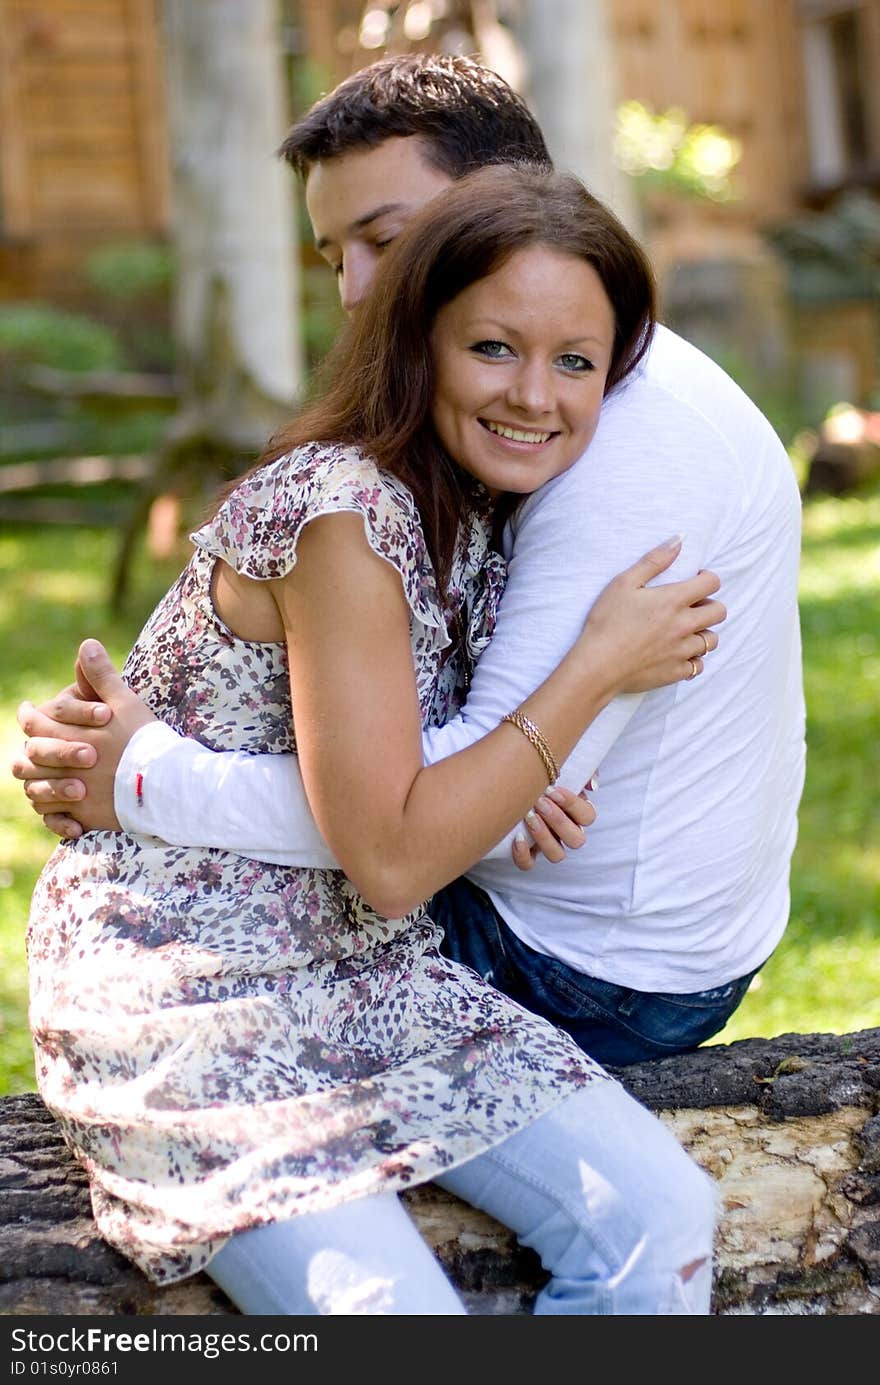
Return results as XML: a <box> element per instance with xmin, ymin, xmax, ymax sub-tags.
<box><xmin>279</xmin><ymin>53</ymin><xmax>552</xmax><ymax>178</ymax></box>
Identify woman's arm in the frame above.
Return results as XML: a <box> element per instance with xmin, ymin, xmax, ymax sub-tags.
<box><xmin>12</xmin><ymin>647</ymin><xmax>590</xmax><ymax>865</ymax></box>
<box><xmin>269</xmin><ymin>513</ymin><xmax>722</xmax><ymax>918</ymax></box>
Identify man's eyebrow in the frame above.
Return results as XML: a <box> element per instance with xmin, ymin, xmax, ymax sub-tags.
<box><xmin>315</xmin><ymin>203</ymin><xmax>403</xmax><ymax>252</ymax></box>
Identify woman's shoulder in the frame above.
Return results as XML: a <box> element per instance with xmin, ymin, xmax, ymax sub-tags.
<box><xmin>193</xmin><ymin>442</ymin><xmax>415</xmax><ymax>547</ymax></box>
<box><xmin>239</xmin><ymin>441</ymin><xmax>418</xmax><ymax>524</ymax></box>
<box><xmin>190</xmin><ymin>442</ymin><xmax>441</xmax><ymax>623</ymax></box>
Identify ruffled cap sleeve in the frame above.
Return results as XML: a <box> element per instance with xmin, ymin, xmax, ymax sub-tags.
<box><xmin>191</xmin><ymin>442</ymin><xmax>449</xmax><ymax>642</ymax></box>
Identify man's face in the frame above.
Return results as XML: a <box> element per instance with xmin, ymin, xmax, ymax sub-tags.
<box><xmin>305</xmin><ymin>136</ymin><xmax>454</xmax><ymax>314</ymax></box>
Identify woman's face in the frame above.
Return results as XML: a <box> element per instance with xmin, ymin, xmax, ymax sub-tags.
<box><xmin>430</xmin><ymin>245</ymin><xmax>616</xmax><ymax>498</ymax></box>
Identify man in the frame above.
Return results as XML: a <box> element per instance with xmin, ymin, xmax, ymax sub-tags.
<box><xmin>14</xmin><ymin>54</ymin><xmax>806</xmax><ymax>1067</ymax></box>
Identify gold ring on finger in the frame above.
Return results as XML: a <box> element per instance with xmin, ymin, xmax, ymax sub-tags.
<box><xmin>686</xmin><ymin>657</ymin><xmax>699</xmax><ymax>680</ymax></box>
<box><xmin>697</xmin><ymin>631</ymin><xmax>710</xmax><ymax>656</ymax></box>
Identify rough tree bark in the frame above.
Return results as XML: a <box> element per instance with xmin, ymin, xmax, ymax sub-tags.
<box><xmin>3</xmin><ymin>1030</ymin><xmax>879</xmax><ymax>1316</ymax></box>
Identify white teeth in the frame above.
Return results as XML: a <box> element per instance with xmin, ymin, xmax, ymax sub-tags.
<box><xmin>484</xmin><ymin>421</ymin><xmax>552</xmax><ymax>444</ymax></box>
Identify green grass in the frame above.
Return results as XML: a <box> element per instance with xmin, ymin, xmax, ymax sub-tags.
<box><xmin>1</xmin><ymin>484</ymin><xmax>879</xmax><ymax>1093</ymax></box>
<box><xmin>0</xmin><ymin>528</ymin><xmax>184</xmax><ymax>1093</ymax></box>
<box><xmin>710</xmin><ymin>481</ymin><xmax>880</xmax><ymax>1045</ymax></box>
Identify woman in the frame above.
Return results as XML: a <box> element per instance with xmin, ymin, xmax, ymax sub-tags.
<box><xmin>27</xmin><ymin>165</ymin><xmax>722</xmax><ymax>1315</ymax></box>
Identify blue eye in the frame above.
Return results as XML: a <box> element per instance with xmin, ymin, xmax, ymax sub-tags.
<box><xmin>472</xmin><ymin>340</ymin><xmax>513</xmax><ymax>358</ymax></box>
<box><xmin>557</xmin><ymin>353</ymin><xmax>594</xmax><ymax>372</ymax></box>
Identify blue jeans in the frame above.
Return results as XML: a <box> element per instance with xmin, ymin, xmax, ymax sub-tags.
<box><xmin>432</xmin><ymin>876</ymin><xmax>760</xmax><ymax>1067</ymax></box>
<box><xmin>206</xmin><ymin>1082</ymin><xmax>717</xmax><ymax>1315</ymax></box>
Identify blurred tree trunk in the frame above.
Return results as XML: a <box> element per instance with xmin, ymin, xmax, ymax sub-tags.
<box><xmin>113</xmin><ymin>0</ymin><xmax>303</xmax><ymax>608</ymax></box>
<box><xmin>518</xmin><ymin>0</ymin><xmax>640</xmax><ymax>234</ymax></box>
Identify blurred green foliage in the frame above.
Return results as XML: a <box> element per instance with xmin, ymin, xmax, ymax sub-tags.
<box><xmin>615</xmin><ymin>100</ymin><xmax>742</xmax><ymax>202</ymax></box>
<box><xmin>0</xmin><ymin>242</ymin><xmax>178</xmax><ymax>472</ymax></box>
<box><xmin>84</xmin><ymin>241</ymin><xmax>175</xmax><ymax>304</ymax></box>
<box><xmin>769</xmin><ymin>192</ymin><xmax>880</xmax><ymax>308</ymax></box>
<box><xmin>82</xmin><ymin>240</ymin><xmax>177</xmax><ymax>374</ymax></box>
<box><xmin>700</xmin><ymin>345</ymin><xmax>808</xmax><ymax>456</ymax></box>
<box><xmin>300</xmin><ymin>263</ymin><xmax>345</xmax><ymax>370</ymax></box>
<box><xmin>0</xmin><ymin>304</ymin><xmax>123</xmax><ymax>374</ymax></box>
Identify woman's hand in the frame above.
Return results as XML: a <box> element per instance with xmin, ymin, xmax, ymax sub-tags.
<box><xmin>511</xmin><ymin>783</ymin><xmax>596</xmax><ymax>871</ymax></box>
<box><xmin>581</xmin><ymin>537</ymin><xmax>726</xmax><ymax>695</ymax></box>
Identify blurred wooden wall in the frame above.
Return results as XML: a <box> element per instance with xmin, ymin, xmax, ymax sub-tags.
<box><xmin>0</xmin><ymin>0</ymin><xmax>170</xmax><ymax>304</ymax></box>
<box><xmin>298</xmin><ymin>0</ymin><xmax>878</xmax><ymax>403</ymax></box>
<box><xmin>611</xmin><ymin>1</ymin><xmax>877</xmax><ymax>263</ymax></box>
<box><xmin>298</xmin><ymin>1</ymin><xmax>879</xmax><ymax>224</ymax></box>
<box><xmin>613</xmin><ymin>0</ymin><xmax>808</xmax><ymax>217</ymax></box>
<box><xmin>2</xmin><ymin>0</ymin><xmax>877</xmax><ymax>397</ymax></box>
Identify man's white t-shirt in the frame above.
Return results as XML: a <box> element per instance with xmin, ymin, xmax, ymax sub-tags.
<box><xmin>117</xmin><ymin>325</ymin><xmax>806</xmax><ymax>993</ymax></box>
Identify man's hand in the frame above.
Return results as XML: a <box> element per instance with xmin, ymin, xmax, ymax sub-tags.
<box><xmin>512</xmin><ymin>783</ymin><xmax>596</xmax><ymax>871</ymax></box>
<box><xmin>11</xmin><ymin>640</ymin><xmax>157</xmax><ymax>838</ymax></box>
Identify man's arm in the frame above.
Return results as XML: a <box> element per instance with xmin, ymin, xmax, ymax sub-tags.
<box><xmin>14</xmin><ymin>643</ymin><xmax>593</xmax><ymax>866</ymax></box>
<box><xmin>116</xmin><ymin>720</ymin><xmax>339</xmax><ymax>866</ymax></box>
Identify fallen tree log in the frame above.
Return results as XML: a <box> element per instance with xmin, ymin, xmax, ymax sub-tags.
<box><xmin>2</xmin><ymin>1029</ymin><xmax>879</xmax><ymax>1316</ymax></box>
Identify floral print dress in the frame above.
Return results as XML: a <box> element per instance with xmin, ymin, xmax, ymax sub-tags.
<box><xmin>27</xmin><ymin>442</ymin><xmax>604</xmax><ymax>1286</ymax></box>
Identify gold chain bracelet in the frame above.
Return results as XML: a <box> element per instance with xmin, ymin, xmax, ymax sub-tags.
<box><xmin>500</xmin><ymin>710</ymin><xmax>560</xmax><ymax>786</ymax></box>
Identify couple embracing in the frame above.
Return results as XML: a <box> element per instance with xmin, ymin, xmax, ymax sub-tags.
<box><xmin>15</xmin><ymin>54</ymin><xmax>804</xmax><ymax>1316</ymax></box>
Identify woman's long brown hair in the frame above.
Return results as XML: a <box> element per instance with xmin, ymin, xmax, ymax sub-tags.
<box><xmin>219</xmin><ymin>163</ymin><xmax>656</xmax><ymax>597</ymax></box>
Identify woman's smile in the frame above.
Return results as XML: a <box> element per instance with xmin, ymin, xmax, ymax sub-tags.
<box><xmin>479</xmin><ymin>419</ymin><xmax>558</xmax><ymax>447</ymax></box>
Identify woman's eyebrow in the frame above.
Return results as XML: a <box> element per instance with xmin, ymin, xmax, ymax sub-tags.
<box><xmin>462</xmin><ymin>317</ymin><xmax>610</xmax><ymax>348</ymax></box>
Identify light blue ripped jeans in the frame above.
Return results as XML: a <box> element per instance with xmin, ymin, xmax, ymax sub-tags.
<box><xmin>206</xmin><ymin>1077</ymin><xmax>717</xmax><ymax>1316</ymax></box>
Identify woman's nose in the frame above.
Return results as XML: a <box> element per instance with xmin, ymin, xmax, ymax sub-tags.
<box><xmin>506</xmin><ymin>363</ymin><xmax>553</xmax><ymax>415</ymax></box>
